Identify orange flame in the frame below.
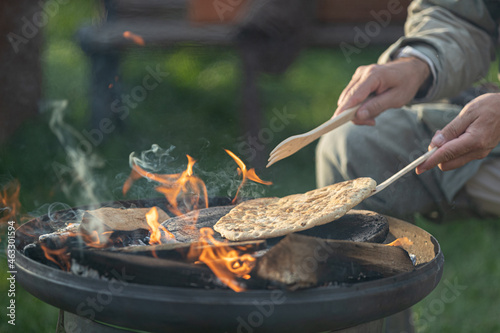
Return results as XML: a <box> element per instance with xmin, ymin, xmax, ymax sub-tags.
<box><xmin>145</xmin><ymin>207</ymin><xmax>175</xmax><ymax>245</ymax></box>
<box><xmin>41</xmin><ymin>245</ymin><xmax>71</xmax><ymax>271</ymax></box>
<box><xmin>189</xmin><ymin>227</ymin><xmax>256</xmax><ymax>292</ymax></box>
<box><xmin>386</xmin><ymin>237</ymin><xmax>413</xmax><ymax>247</ymax></box>
<box><xmin>123</xmin><ymin>155</ymin><xmax>208</xmax><ymax>216</ymax></box>
<box><xmin>0</xmin><ymin>179</ymin><xmax>21</xmax><ymax>225</ymax></box>
<box><xmin>83</xmin><ymin>230</ymin><xmax>111</xmax><ymax>249</ymax></box>
<box><xmin>39</xmin><ymin>225</ymin><xmax>114</xmax><ymax>271</ymax></box>
<box><xmin>123</xmin><ymin>31</ymin><xmax>145</xmax><ymax>46</ymax></box>
<box><xmin>224</xmin><ymin>149</ymin><xmax>272</xmax><ymax>204</ymax></box>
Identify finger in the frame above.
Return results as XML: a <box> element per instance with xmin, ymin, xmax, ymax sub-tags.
<box><xmin>338</xmin><ymin>67</ymin><xmax>367</xmax><ymax>106</ymax></box>
<box><xmin>336</xmin><ymin>86</ymin><xmax>371</xmax><ymax>117</ymax></box>
<box><xmin>338</xmin><ymin>76</ymin><xmax>361</xmax><ymax>107</ymax></box>
<box><xmin>416</xmin><ymin>132</ymin><xmax>476</xmax><ymax>173</ymax></box>
<box><xmin>334</xmin><ymin>90</ymin><xmax>370</xmax><ymax>118</ymax></box>
<box><xmin>438</xmin><ymin>149</ymin><xmax>489</xmax><ymax>171</ymax></box>
<box><xmin>351</xmin><ymin>87</ymin><xmax>404</xmax><ymax>125</ymax></box>
<box><xmin>415</xmin><ymin>145</ymin><xmax>437</xmax><ymax>174</ymax></box>
<box><xmin>338</xmin><ymin>73</ymin><xmax>381</xmax><ymax>112</ymax></box>
<box><xmin>430</xmin><ymin>108</ymin><xmax>475</xmax><ymax>148</ymax></box>
<box><xmin>428</xmin><ymin>130</ymin><xmax>445</xmax><ymax>148</ymax></box>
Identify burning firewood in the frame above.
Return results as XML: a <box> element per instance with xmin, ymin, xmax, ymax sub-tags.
<box><xmin>71</xmin><ymin>248</ymin><xmax>225</xmax><ymax>288</ymax></box>
<box><xmin>80</xmin><ymin>206</ymin><xmax>175</xmax><ymax>246</ymax></box>
<box><xmin>161</xmin><ymin>205</ymin><xmax>234</xmax><ymax>243</ymax></box>
<box><xmin>255</xmin><ymin>234</ymin><xmax>415</xmax><ymax>290</ymax></box>
<box><xmin>111</xmin><ymin>238</ymin><xmax>266</xmax><ymax>262</ymax></box>
<box><xmin>38</xmin><ymin>223</ymin><xmax>82</xmax><ymax>249</ymax></box>
<box><xmin>71</xmin><ymin>238</ymin><xmax>268</xmax><ymax>290</ymax></box>
<box><xmin>31</xmin><ymin>206</ymin><xmax>174</xmax><ymax>271</ymax></box>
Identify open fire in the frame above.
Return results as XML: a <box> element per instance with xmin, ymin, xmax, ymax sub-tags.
<box><xmin>27</xmin><ymin>149</ymin><xmax>274</xmax><ymax>292</ymax></box>
<box><xmin>13</xmin><ymin>171</ymin><xmax>443</xmax><ymax>333</ymax></box>
<box><xmin>188</xmin><ymin>227</ymin><xmax>257</xmax><ymax>292</ymax></box>
<box><xmin>120</xmin><ymin>149</ymin><xmax>272</xmax><ymax>291</ymax></box>
<box><xmin>12</xmin><ymin>147</ymin><xmax>422</xmax><ymax>296</ymax></box>
<box><xmin>123</xmin><ymin>154</ymin><xmax>209</xmax><ymax>216</ymax></box>
<box><xmin>0</xmin><ymin>179</ymin><xmax>21</xmax><ymax>225</ymax></box>
<box><xmin>145</xmin><ymin>206</ymin><xmax>175</xmax><ymax>245</ymax></box>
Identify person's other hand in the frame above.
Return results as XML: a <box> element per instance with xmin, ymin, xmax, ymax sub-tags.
<box><xmin>334</xmin><ymin>57</ymin><xmax>431</xmax><ymax>126</ymax></box>
<box><xmin>417</xmin><ymin>93</ymin><xmax>500</xmax><ymax>174</ymax></box>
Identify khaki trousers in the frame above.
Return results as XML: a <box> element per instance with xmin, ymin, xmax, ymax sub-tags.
<box><xmin>465</xmin><ymin>158</ymin><xmax>500</xmax><ymax>216</ymax></box>
<box><xmin>316</xmin><ymin>103</ymin><xmax>500</xmax><ymax>220</ymax></box>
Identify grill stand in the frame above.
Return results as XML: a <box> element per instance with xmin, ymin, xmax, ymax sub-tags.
<box><xmin>57</xmin><ymin>311</ymin><xmax>385</xmax><ymax>333</ymax></box>
<box><xmin>55</xmin><ymin>310</ymin><xmax>415</xmax><ymax>333</ymax></box>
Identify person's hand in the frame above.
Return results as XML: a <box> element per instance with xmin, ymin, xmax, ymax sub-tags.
<box><xmin>417</xmin><ymin>93</ymin><xmax>500</xmax><ymax>174</ymax></box>
<box><xmin>334</xmin><ymin>57</ymin><xmax>431</xmax><ymax>125</ymax></box>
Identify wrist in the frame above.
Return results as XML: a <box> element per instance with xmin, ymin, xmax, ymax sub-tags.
<box><xmin>396</xmin><ymin>56</ymin><xmax>432</xmax><ymax>98</ymax></box>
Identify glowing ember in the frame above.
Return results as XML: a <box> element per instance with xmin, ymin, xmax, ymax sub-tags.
<box><xmin>188</xmin><ymin>227</ymin><xmax>256</xmax><ymax>292</ymax></box>
<box><xmin>123</xmin><ymin>31</ymin><xmax>145</xmax><ymax>46</ymax></box>
<box><xmin>123</xmin><ymin>155</ymin><xmax>208</xmax><ymax>216</ymax></box>
<box><xmin>386</xmin><ymin>237</ymin><xmax>413</xmax><ymax>247</ymax></box>
<box><xmin>145</xmin><ymin>207</ymin><xmax>175</xmax><ymax>245</ymax></box>
<box><xmin>0</xmin><ymin>179</ymin><xmax>21</xmax><ymax>225</ymax></box>
<box><xmin>83</xmin><ymin>230</ymin><xmax>111</xmax><ymax>249</ymax></box>
<box><xmin>224</xmin><ymin>149</ymin><xmax>272</xmax><ymax>204</ymax></box>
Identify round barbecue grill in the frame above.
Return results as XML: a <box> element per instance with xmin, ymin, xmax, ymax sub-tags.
<box><xmin>15</xmin><ymin>198</ymin><xmax>444</xmax><ymax>333</ymax></box>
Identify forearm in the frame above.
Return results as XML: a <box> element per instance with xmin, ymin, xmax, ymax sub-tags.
<box><xmin>379</xmin><ymin>0</ymin><xmax>497</xmax><ymax>102</ymax></box>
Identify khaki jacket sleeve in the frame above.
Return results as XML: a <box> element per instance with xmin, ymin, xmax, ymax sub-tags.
<box><xmin>379</xmin><ymin>0</ymin><xmax>498</xmax><ymax>102</ymax></box>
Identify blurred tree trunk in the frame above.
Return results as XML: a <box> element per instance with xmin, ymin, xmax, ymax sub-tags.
<box><xmin>0</xmin><ymin>0</ymin><xmax>44</xmax><ymax>144</ymax></box>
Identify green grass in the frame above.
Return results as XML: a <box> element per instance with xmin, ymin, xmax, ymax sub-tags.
<box><xmin>413</xmin><ymin>217</ymin><xmax>500</xmax><ymax>332</ymax></box>
<box><xmin>1</xmin><ymin>1</ymin><xmax>500</xmax><ymax>332</ymax></box>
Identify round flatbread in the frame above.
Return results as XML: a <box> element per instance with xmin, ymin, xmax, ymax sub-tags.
<box><xmin>214</xmin><ymin>177</ymin><xmax>376</xmax><ymax>241</ymax></box>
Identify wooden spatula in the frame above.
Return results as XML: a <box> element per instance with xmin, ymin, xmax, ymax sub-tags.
<box><xmin>266</xmin><ymin>103</ymin><xmax>362</xmax><ymax>168</ymax></box>
<box><xmin>371</xmin><ymin>147</ymin><xmax>437</xmax><ymax>196</ymax></box>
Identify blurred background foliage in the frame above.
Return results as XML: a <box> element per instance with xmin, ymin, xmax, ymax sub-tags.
<box><xmin>1</xmin><ymin>1</ymin><xmax>500</xmax><ymax>332</ymax></box>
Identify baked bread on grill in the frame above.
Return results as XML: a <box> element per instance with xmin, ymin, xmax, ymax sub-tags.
<box><xmin>214</xmin><ymin>177</ymin><xmax>376</xmax><ymax>241</ymax></box>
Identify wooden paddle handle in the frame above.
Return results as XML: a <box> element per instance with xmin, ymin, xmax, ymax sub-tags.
<box><xmin>303</xmin><ymin>105</ymin><xmax>360</xmax><ymax>143</ymax></box>
<box><xmin>373</xmin><ymin>147</ymin><xmax>438</xmax><ymax>195</ymax></box>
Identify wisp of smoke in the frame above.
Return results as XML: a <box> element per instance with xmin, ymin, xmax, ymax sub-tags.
<box><xmin>47</xmin><ymin>100</ymin><xmax>106</xmax><ymax>207</ymax></box>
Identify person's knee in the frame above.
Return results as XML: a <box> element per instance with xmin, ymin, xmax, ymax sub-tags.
<box><xmin>465</xmin><ymin>158</ymin><xmax>500</xmax><ymax>217</ymax></box>
<box><xmin>316</xmin><ymin>124</ymin><xmax>372</xmax><ymax>186</ymax></box>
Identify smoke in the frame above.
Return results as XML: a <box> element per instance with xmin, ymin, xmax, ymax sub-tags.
<box><xmin>30</xmin><ymin>201</ymin><xmax>82</xmax><ymax>228</ymax></box>
<box><xmin>47</xmin><ymin>100</ymin><xmax>106</xmax><ymax>207</ymax></box>
<box><xmin>129</xmin><ymin>143</ymin><xmax>177</xmax><ymax>173</ymax></box>
<box><xmin>45</xmin><ymin>100</ymin><xmax>111</xmax><ymax>240</ymax></box>
<box><xmin>121</xmin><ymin>144</ymin><xmax>179</xmax><ymax>200</ymax></box>
<box><xmin>199</xmin><ymin>158</ymin><xmax>268</xmax><ymax>202</ymax></box>
<box><xmin>126</xmin><ymin>144</ymin><xmax>269</xmax><ymax>203</ymax></box>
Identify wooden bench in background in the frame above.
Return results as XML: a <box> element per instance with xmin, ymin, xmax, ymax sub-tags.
<box><xmin>77</xmin><ymin>0</ymin><xmax>410</xmax><ymax>163</ymax></box>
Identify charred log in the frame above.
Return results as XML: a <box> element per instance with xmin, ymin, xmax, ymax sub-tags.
<box><xmin>111</xmin><ymin>239</ymin><xmax>266</xmax><ymax>262</ymax></box>
<box><xmin>266</xmin><ymin>210</ymin><xmax>389</xmax><ymax>246</ymax></box>
<box><xmin>255</xmin><ymin>234</ymin><xmax>415</xmax><ymax>290</ymax></box>
<box><xmin>71</xmin><ymin>248</ymin><xmax>267</xmax><ymax>290</ymax></box>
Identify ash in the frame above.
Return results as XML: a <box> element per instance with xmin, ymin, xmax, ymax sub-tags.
<box><xmin>70</xmin><ymin>259</ymin><xmax>105</xmax><ymax>280</ymax></box>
